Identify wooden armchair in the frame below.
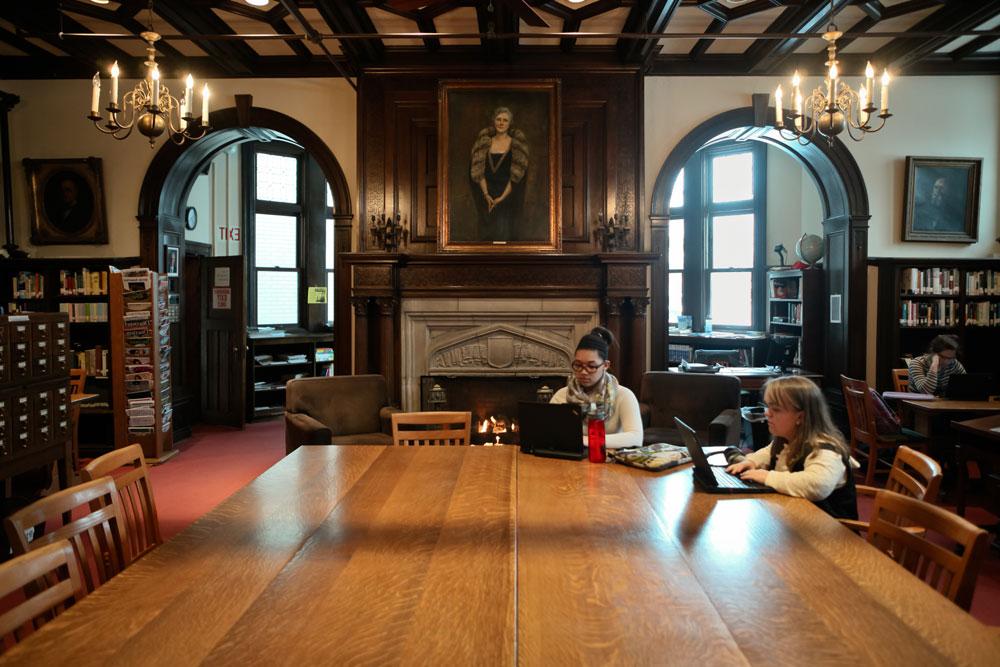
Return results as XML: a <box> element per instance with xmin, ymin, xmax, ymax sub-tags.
<box><xmin>840</xmin><ymin>374</ymin><xmax>928</xmax><ymax>485</ymax></box>
<box><xmin>638</xmin><ymin>372</ymin><xmax>742</xmax><ymax>446</ymax></box>
<box><xmin>840</xmin><ymin>445</ymin><xmax>942</xmax><ymax>534</ymax></box>
<box><xmin>0</xmin><ymin>540</ymin><xmax>86</xmax><ymax>650</ymax></box>
<box><xmin>284</xmin><ymin>374</ymin><xmax>401</xmax><ymax>454</ymax></box>
<box><xmin>868</xmin><ymin>490</ymin><xmax>988</xmax><ymax>611</ymax></box>
<box><xmin>391</xmin><ymin>411</ymin><xmax>472</xmax><ymax>446</ymax></box>
<box><xmin>891</xmin><ymin>368</ymin><xmax>910</xmax><ymax>392</ymax></box>
<box><xmin>81</xmin><ymin>444</ymin><xmax>162</xmax><ymax>562</ymax></box>
<box><xmin>4</xmin><ymin>477</ymin><xmax>128</xmax><ymax>594</ymax></box>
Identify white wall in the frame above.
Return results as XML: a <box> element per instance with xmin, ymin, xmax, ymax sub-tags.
<box><xmin>646</xmin><ymin>75</ymin><xmax>1000</xmax><ymax>259</ymax></box>
<box><xmin>0</xmin><ymin>77</ymin><xmax>356</xmax><ymax>258</ymax></box>
<box><xmin>766</xmin><ymin>145</ymin><xmax>823</xmax><ymax>264</ymax></box>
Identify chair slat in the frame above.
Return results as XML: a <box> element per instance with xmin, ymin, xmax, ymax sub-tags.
<box><xmin>391</xmin><ymin>412</ymin><xmax>472</xmax><ymax>447</ymax></box>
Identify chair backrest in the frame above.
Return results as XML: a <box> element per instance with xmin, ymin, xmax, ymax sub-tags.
<box><xmin>392</xmin><ymin>411</ymin><xmax>472</xmax><ymax>446</ymax></box>
<box><xmin>0</xmin><ymin>539</ymin><xmax>86</xmax><ymax>650</ymax></box>
<box><xmin>286</xmin><ymin>374</ymin><xmax>388</xmax><ymax>436</ymax></box>
<box><xmin>867</xmin><ymin>490</ymin><xmax>988</xmax><ymax>610</ymax></box>
<box><xmin>81</xmin><ymin>444</ymin><xmax>162</xmax><ymax>561</ymax></box>
<box><xmin>692</xmin><ymin>349</ymin><xmax>741</xmax><ymax>366</ymax></box>
<box><xmin>886</xmin><ymin>445</ymin><xmax>943</xmax><ymax>504</ymax></box>
<box><xmin>639</xmin><ymin>372</ymin><xmax>741</xmax><ymax>429</ymax></box>
<box><xmin>840</xmin><ymin>374</ymin><xmax>879</xmax><ymax>447</ymax></box>
<box><xmin>69</xmin><ymin>368</ymin><xmax>86</xmax><ymax>396</ymax></box>
<box><xmin>891</xmin><ymin>368</ymin><xmax>909</xmax><ymax>392</ymax></box>
<box><xmin>4</xmin><ymin>477</ymin><xmax>128</xmax><ymax>594</ymax></box>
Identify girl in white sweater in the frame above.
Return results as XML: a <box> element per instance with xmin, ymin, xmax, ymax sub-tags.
<box><xmin>726</xmin><ymin>375</ymin><xmax>858</xmax><ymax>519</ymax></box>
<box><xmin>550</xmin><ymin>326</ymin><xmax>643</xmax><ymax>449</ymax></box>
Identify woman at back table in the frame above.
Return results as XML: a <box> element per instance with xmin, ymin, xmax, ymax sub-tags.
<box><xmin>725</xmin><ymin>375</ymin><xmax>858</xmax><ymax>519</ymax></box>
<box><xmin>550</xmin><ymin>327</ymin><xmax>643</xmax><ymax>449</ymax></box>
<box><xmin>906</xmin><ymin>334</ymin><xmax>966</xmax><ymax>396</ymax></box>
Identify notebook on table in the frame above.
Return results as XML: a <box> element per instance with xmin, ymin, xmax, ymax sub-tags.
<box><xmin>674</xmin><ymin>417</ymin><xmax>775</xmax><ymax>494</ymax></box>
<box><xmin>517</xmin><ymin>402</ymin><xmax>586</xmax><ymax>460</ymax></box>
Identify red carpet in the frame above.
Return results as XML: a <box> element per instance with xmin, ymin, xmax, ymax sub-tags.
<box><xmin>149</xmin><ymin>421</ymin><xmax>1000</xmax><ymax>626</ymax></box>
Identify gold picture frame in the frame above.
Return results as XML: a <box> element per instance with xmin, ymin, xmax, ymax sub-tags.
<box><xmin>23</xmin><ymin>157</ymin><xmax>109</xmax><ymax>245</ymax></box>
<box><xmin>438</xmin><ymin>80</ymin><xmax>560</xmax><ymax>252</ymax></box>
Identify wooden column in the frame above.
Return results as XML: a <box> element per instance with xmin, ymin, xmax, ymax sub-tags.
<box><xmin>628</xmin><ymin>296</ymin><xmax>649</xmax><ymax>391</ymax></box>
<box><xmin>351</xmin><ymin>297</ymin><xmax>370</xmax><ymax>375</ymax></box>
<box><xmin>375</xmin><ymin>297</ymin><xmax>398</xmax><ymax>406</ymax></box>
<box><xmin>604</xmin><ymin>297</ymin><xmax>625</xmax><ymax>381</ymax></box>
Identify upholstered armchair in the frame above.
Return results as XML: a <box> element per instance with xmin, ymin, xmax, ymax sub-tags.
<box><xmin>638</xmin><ymin>371</ymin><xmax>742</xmax><ymax>446</ymax></box>
<box><xmin>285</xmin><ymin>374</ymin><xmax>401</xmax><ymax>454</ymax></box>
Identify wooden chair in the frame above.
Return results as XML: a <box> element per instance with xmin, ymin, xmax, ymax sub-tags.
<box><xmin>841</xmin><ymin>374</ymin><xmax>928</xmax><ymax>485</ymax></box>
<box><xmin>68</xmin><ymin>367</ymin><xmax>87</xmax><ymax>474</ymax></box>
<box><xmin>391</xmin><ymin>411</ymin><xmax>472</xmax><ymax>446</ymax></box>
<box><xmin>4</xmin><ymin>477</ymin><xmax>128</xmax><ymax>594</ymax></box>
<box><xmin>891</xmin><ymin>368</ymin><xmax>910</xmax><ymax>392</ymax></box>
<box><xmin>868</xmin><ymin>489</ymin><xmax>988</xmax><ymax>611</ymax></box>
<box><xmin>0</xmin><ymin>540</ymin><xmax>86</xmax><ymax>650</ymax></box>
<box><xmin>81</xmin><ymin>444</ymin><xmax>162</xmax><ymax>561</ymax></box>
<box><xmin>68</xmin><ymin>368</ymin><xmax>87</xmax><ymax>395</ymax></box>
<box><xmin>840</xmin><ymin>445</ymin><xmax>943</xmax><ymax>534</ymax></box>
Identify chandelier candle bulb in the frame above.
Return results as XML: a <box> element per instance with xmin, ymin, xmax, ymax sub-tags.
<box><xmin>184</xmin><ymin>74</ymin><xmax>194</xmax><ymax>116</ymax></box>
<box><xmin>110</xmin><ymin>61</ymin><xmax>119</xmax><ymax>109</ymax></box>
<box><xmin>151</xmin><ymin>66</ymin><xmax>160</xmax><ymax>109</ymax></box>
<box><xmin>774</xmin><ymin>85</ymin><xmax>783</xmax><ymax>126</ymax></box>
<box><xmin>201</xmin><ymin>84</ymin><xmax>210</xmax><ymax>125</ymax></box>
<box><xmin>858</xmin><ymin>86</ymin><xmax>869</xmax><ymax>126</ymax></box>
<box><xmin>880</xmin><ymin>70</ymin><xmax>890</xmax><ymax>114</ymax></box>
<box><xmin>865</xmin><ymin>61</ymin><xmax>874</xmax><ymax>106</ymax></box>
<box><xmin>91</xmin><ymin>73</ymin><xmax>100</xmax><ymax>116</ymax></box>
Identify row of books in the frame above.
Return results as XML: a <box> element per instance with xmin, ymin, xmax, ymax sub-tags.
<box><xmin>965</xmin><ymin>301</ymin><xmax>1000</xmax><ymax>327</ymax></box>
<box><xmin>73</xmin><ymin>347</ymin><xmax>109</xmax><ymax>378</ymax></box>
<box><xmin>59</xmin><ymin>268</ymin><xmax>109</xmax><ymax>295</ymax></box>
<box><xmin>966</xmin><ymin>270</ymin><xmax>1000</xmax><ymax>296</ymax></box>
<box><xmin>58</xmin><ymin>302</ymin><xmax>108</xmax><ymax>322</ymax></box>
<box><xmin>899</xmin><ymin>299</ymin><xmax>959</xmax><ymax>327</ymax></box>
<box><xmin>11</xmin><ymin>272</ymin><xmax>44</xmax><ymax>299</ymax></box>
<box><xmin>770</xmin><ymin>302</ymin><xmax>803</xmax><ymax>325</ymax></box>
<box><xmin>901</xmin><ymin>267</ymin><xmax>960</xmax><ymax>296</ymax></box>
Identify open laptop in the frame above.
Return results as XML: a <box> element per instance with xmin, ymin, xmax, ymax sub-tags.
<box><xmin>946</xmin><ymin>373</ymin><xmax>996</xmax><ymax>401</ymax></box>
<box><xmin>673</xmin><ymin>417</ymin><xmax>774</xmax><ymax>494</ymax></box>
<box><xmin>518</xmin><ymin>402</ymin><xmax>586</xmax><ymax>460</ymax></box>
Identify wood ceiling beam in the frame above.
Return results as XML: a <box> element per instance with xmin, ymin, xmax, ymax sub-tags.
<box><xmin>0</xmin><ymin>25</ymin><xmax>56</xmax><ymax>59</ymax></box>
<box><xmin>689</xmin><ymin>18</ymin><xmax>726</xmax><ymax>59</ymax></box>
<box><xmin>0</xmin><ymin>3</ymin><xmax>132</xmax><ymax>71</ymax></box>
<box><xmin>554</xmin><ymin>0</ymin><xmax>620</xmax><ymax>54</ymax></box>
<box><xmin>415</xmin><ymin>13</ymin><xmax>441</xmax><ymax>53</ymax></box>
<box><xmin>881</xmin><ymin>0</ymin><xmax>944</xmax><ymax>21</ymax></box>
<box><xmin>474</xmin><ymin>2</ymin><xmax>518</xmax><ymax>61</ymax></box>
<box><xmin>949</xmin><ymin>35</ymin><xmax>998</xmax><ymax>61</ymax></box>
<box><xmin>617</xmin><ymin>0</ymin><xmax>682</xmax><ymax>67</ymax></box>
<box><xmin>856</xmin><ymin>1</ymin><xmax>885</xmax><ymax>22</ymax></box>
<box><xmin>695</xmin><ymin>1</ymin><xmax>730</xmax><ymax>23</ymax></box>
<box><xmin>744</xmin><ymin>0</ymin><xmax>850</xmax><ymax>74</ymax></box>
<box><xmin>874</xmin><ymin>0</ymin><xmax>1000</xmax><ymax>72</ymax></box>
<box><xmin>154</xmin><ymin>0</ymin><xmax>256</xmax><ymax>75</ymax></box>
<box><xmin>313</xmin><ymin>0</ymin><xmax>383</xmax><ymax>70</ymax></box>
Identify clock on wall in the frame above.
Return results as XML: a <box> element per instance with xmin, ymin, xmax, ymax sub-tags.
<box><xmin>185</xmin><ymin>206</ymin><xmax>198</xmax><ymax>231</ymax></box>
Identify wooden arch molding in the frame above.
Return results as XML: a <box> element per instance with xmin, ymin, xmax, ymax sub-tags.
<box><xmin>648</xmin><ymin>100</ymin><xmax>870</xmax><ymax>389</ymax></box>
<box><xmin>136</xmin><ymin>97</ymin><xmax>353</xmax><ymax>268</ymax></box>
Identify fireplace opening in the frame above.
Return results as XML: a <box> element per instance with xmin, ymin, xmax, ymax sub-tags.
<box><xmin>420</xmin><ymin>375</ymin><xmax>566</xmax><ymax>444</ymax></box>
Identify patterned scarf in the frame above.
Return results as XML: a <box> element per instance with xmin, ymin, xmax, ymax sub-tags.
<box><xmin>565</xmin><ymin>371</ymin><xmax>619</xmax><ymax>422</ymax></box>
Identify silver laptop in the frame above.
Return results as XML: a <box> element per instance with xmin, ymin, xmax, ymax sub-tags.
<box><xmin>674</xmin><ymin>417</ymin><xmax>774</xmax><ymax>494</ymax></box>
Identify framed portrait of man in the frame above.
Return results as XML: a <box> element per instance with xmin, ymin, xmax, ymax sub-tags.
<box><xmin>24</xmin><ymin>157</ymin><xmax>109</xmax><ymax>245</ymax></box>
<box><xmin>902</xmin><ymin>156</ymin><xmax>981</xmax><ymax>243</ymax></box>
<box><xmin>438</xmin><ymin>80</ymin><xmax>560</xmax><ymax>252</ymax></box>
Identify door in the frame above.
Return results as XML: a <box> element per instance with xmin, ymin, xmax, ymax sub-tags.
<box><xmin>201</xmin><ymin>256</ymin><xmax>246</xmax><ymax>427</ymax></box>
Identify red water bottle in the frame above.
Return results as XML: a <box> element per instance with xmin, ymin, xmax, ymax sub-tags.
<box><xmin>588</xmin><ymin>418</ymin><xmax>606</xmax><ymax>463</ymax></box>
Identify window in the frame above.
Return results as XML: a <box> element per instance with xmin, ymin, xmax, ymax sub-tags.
<box><xmin>246</xmin><ymin>144</ymin><xmax>335</xmax><ymax>328</ymax></box>
<box><xmin>668</xmin><ymin>141</ymin><xmax>765</xmax><ymax>331</ymax></box>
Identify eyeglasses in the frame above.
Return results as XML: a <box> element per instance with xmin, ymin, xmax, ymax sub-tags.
<box><xmin>571</xmin><ymin>362</ymin><xmax>605</xmax><ymax>373</ymax></box>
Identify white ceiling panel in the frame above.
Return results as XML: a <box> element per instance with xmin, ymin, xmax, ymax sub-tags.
<box><xmin>706</xmin><ymin>7</ymin><xmax>784</xmax><ymax>55</ymax></box>
<box><xmin>840</xmin><ymin>7</ymin><xmax>937</xmax><ymax>54</ymax></box>
<box><xmin>368</xmin><ymin>7</ymin><xmax>422</xmax><ymax>47</ymax></box>
<box><xmin>576</xmin><ymin>7</ymin><xmax>630</xmax><ymax>46</ymax></box>
<box><xmin>658</xmin><ymin>7</ymin><xmax>714</xmax><ymax>55</ymax></box>
<box><xmin>434</xmin><ymin>8</ymin><xmax>480</xmax><ymax>46</ymax></box>
<box><xmin>211</xmin><ymin>9</ymin><xmax>296</xmax><ymax>57</ymax></box>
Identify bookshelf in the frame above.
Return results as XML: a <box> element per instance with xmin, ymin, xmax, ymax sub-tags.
<box><xmin>248</xmin><ymin>331</ymin><xmax>334</xmax><ymax>420</ymax></box>
<box><xmin>109</xmin><ymin>268</ymin><xmax>174</xmax><ymax>462</ymax></box>
<box><xmin>871</xmin><ymin>258</ymin><xmax>1000</xmax><ymax>390</ymax></box>
<box><xmin>766</xmin><ymin>268</ymin><xmax>823</xmax><ymax>371</ymax></box>
<box><xmin>2</xmin><ymin>258</ymin><xmax>138</xmax><ymax>453</ymax></box>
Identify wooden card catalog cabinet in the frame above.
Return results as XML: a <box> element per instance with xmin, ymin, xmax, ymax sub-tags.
<box><xmin>0</xmin><ymin>314</ymin><xmax>73</xmax><ymax>488</ymax></box>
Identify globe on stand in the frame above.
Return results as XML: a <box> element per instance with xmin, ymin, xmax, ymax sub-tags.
<box><xmin>796</xmin><ymin>233</ymin><xmax>823</xmax><ymax>267</ymax></box>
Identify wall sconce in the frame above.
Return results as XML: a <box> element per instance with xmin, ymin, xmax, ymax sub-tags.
<box><xmin>369</xmin><ymin>212</ymin><xmax>408</xmax><ymax>252</ymax></box>
<box><xmin>428</xmin><ymin>382</ymin><xmax>448</xmax><ymax>410</ymax></box>
<box><xmin>535</xmin><ymin>384</ymin><xmax>554</xmax><ymax>403</ymax></box>
<box><xmin>594</xmin><ymin>213</ymin><xmax>630</xmax><ymax>252</ymax></box>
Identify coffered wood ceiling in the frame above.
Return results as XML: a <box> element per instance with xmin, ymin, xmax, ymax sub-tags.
<box><xmin>1</xmin><ymin>1</ymin><xmax>998</xmax><ymax>79</ymax></box>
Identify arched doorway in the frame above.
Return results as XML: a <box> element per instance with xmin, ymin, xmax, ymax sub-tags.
<box><xmin>649</xmin><ymin>99</ymin><xmax>870</xmax><ymax>393</ymax></box>
<box><xmin>135</xmin><ymin>98</ymin><xmax>353</xmax><ymax>436</ymax></box>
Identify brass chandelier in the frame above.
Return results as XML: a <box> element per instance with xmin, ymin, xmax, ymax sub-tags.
<box><xmin>773</xmin><ymin>1</ymin><xmax>892</xmax><ymax>145</ymax></box>
<box><xmin>87</xmin><ymin>3</ymin><xmax>210</xmax><ymax>147</ymax></box>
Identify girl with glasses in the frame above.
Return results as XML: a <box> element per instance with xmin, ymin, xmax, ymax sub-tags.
<box><xmin>906</xmin><ymin>334</ymin><xmax>966</xmax><ymax>397</ymax></box>
<box><xmin>725</xmin><ymin>375</ymin><xmax>858</xmax><ymax>519</ymax></box>
<box><xmin>549</xmin><ymin>326</ymin><xmax>643</xmax><ymax>449</ymax></box>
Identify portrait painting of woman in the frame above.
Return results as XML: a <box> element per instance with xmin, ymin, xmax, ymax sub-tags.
<box><xmin>438</xmin><ymin>80</ymin><xmax>560</xmax><ymax>252</ymax></box>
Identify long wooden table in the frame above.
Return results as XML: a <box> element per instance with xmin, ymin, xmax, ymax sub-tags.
<box><xmin>901</xmin><ymin>398</ymin><xmax>1000</xmax><ymax>437</ymax></box>
<box><xmin>4</xmin><ymin>446</ymin><xmax>998</xmax><ymax>664</ymax></box>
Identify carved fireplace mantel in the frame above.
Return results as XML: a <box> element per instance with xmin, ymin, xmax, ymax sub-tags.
<box><xmin>335</xmin><ymin>252</ymin><xmax>657</xmax><ymax>405</ymax></box>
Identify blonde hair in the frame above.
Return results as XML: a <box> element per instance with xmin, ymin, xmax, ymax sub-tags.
<box><xmin>763</xmin><ymin>375</ymin><xmax>848</xmax><ymax>468</ymax></box>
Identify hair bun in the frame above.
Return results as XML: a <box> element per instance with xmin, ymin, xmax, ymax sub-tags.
<box><xmin>590</xmin><ymin>326</ymin><xmax>615</xmax><ymax>347</ymax></box>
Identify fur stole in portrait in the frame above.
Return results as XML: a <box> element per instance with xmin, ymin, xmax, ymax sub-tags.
<box><xmin>470</xmin><ymin>128</ymin><xmax>529</xmax><ymax>184</ymax></box>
